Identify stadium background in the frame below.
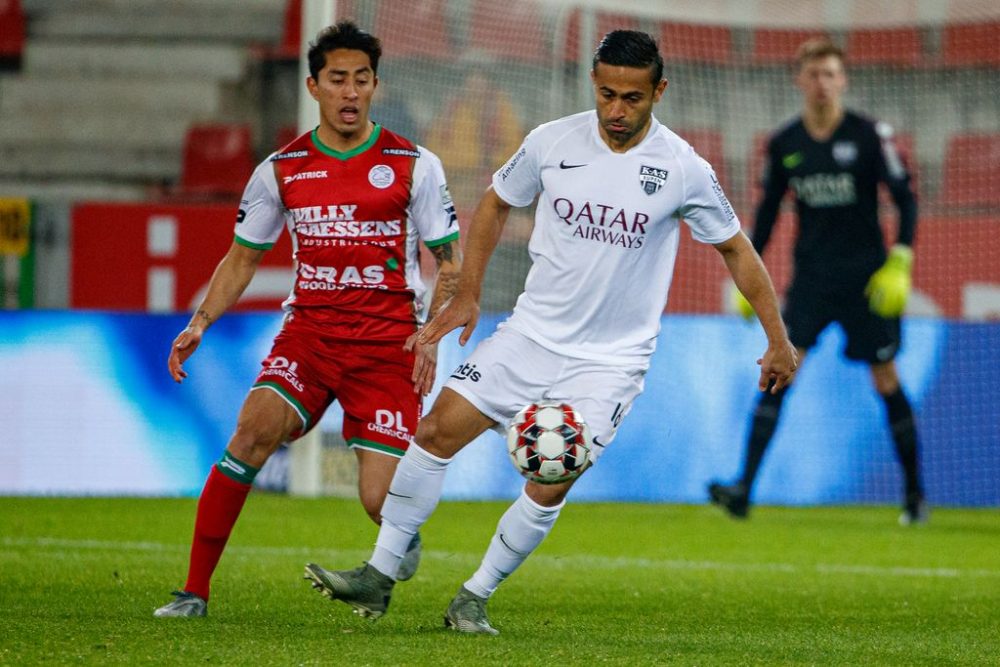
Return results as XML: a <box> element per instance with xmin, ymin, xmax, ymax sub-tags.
<box><xmin>0</xmin><ymin>0</ymin><xmax>997</xmax><ymax>508</ymax></box>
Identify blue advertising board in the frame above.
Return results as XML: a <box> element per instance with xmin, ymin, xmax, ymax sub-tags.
<box><xmin>0</xmin><ymin>311</ymin><xmax>996</xmax><ymax>506</ymax></box>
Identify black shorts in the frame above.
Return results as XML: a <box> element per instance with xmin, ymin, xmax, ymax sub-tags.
<box><xmin>784</xmin><ymin>279</ymin><xmax>901</xmax><ymax>364</ymax></box>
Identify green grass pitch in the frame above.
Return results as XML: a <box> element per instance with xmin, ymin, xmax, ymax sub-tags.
<box><xmin>1</xmin><ymin>495</ymin><xmax>998</xmax><ymax>665</ymax></box>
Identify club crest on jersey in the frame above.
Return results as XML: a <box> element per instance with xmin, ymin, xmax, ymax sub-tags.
<box><xmin>368</xmin><ymin>164</ymin><xmax>395</xmax><ymax>189</ymax></box>
<box><xmin>639</xmin><ymin>165</ymin><xmax>668</xmax><ymax>195</ymax></box>
<box><xmin>832</xmin><ymin>141</ymin><xmax>858</xmax><ymax>166</ymax></box>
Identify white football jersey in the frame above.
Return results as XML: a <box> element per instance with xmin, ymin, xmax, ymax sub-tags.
<box><xmin>492</xmin><ymin>110</ymin><xmax>740</xmax><ymax>365</ymax></box>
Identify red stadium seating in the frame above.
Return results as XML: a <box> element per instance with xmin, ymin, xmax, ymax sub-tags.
<box><xmin>0</xmin><ymin>0</ymin><xmax>26</xmax><ymax>67</ymax></box>
<box><xmin>179</xmin><ymin>123</ymin><xmax>255</xmax><ymax>199</ymax></box>
<box><xmin>659</xmin><ymin>22</ymin><xmax>733</xmax><ymax>65</ymax></box>
<box><xmin>469</xmin><ymin>0</ymin><xmax>548</xmax><ymax>64</ymax></box>
<box><xmin>751</xmin><ymin>29</ymin><xmax>831</xmax><ymax>65</ymax></box>
<box><xmin>846</xmin><ymin>27</ymin><xmax>923</xmax><ymax>67</ymax></box>
<box><xmin>938</xmin><ymin>133</ymin><xmax>1000</xmax><ymax>208</ymax></box>
<box><xmin>376</xmin><ymin>0</ymin><xmax>450</xmax><ymax>60</ymax></box>
<box><xmin>942</xmin><ymin>22</ymin><xmax>1000</xmax><ymax>67</ymax></box>
<box><xmin>677</xmin><ymin>128</ymin><xmax>729</xmax><ymax>192</ymax></box>
<box><xmin>562</xmin><ymin>10</ymin><xmax>642</xmax><ymax>63</ymax></box>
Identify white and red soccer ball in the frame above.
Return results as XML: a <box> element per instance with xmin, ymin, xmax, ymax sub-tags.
<box><xmin>506</xmin><ymin>401</ymin><xmax>592</xmax><ymax>484</ymax></box>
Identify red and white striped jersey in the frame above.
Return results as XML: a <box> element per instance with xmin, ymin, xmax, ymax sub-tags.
<box><xmin>235</xmin><ymin>126</ymin><xmax>459</xmax><ymax>342</ymax></box>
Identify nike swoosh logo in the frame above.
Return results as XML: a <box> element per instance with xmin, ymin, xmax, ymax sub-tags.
<box><xmin>559</xmin><ymin>160</ymin><xmax>587</xmax><ymax>169</ymax></box>
<box><xmin>782</xmin><ymin>152</ymin><xmax>803</xmax><ymax>169</ymax></box>
<box><xmin>387</xmin><ymin>490</ymin><xmax>413</xmax><ymax>499</ymax></box>
<box><xmin>592</xmin><ymin>436</ymin><xmax>607</xmax><ymax>448</ymax></box>
<box><xmin>499</xmin><ymin>533</ymin><xmax>528</xmax><ymax>556</ymax></box>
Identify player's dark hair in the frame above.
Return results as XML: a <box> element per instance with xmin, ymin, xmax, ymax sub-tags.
<box><xmin>592</xmin><ymin>30</ymin><xmax>664</xmax><ymax>85</ymax></box>
<box><xmin>308</xmin><ymin>21</ymin><xmax>382</xmax><ymax>80</ymax></box>
<box><xmin>796</xmin><ymin>37</ymin><xmax>844</xmax><ymax>68</ymax></box>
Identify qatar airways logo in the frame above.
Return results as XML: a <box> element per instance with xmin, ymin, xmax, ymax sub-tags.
<box><xmin>552</xmin><ymin>198</ymin><xmax>649</xmax><ymax>249</ymax></box>
<box><xmin>290</xmin><ymin>204</ymin><xmax>402</xmax><ymax>238</ymax></box>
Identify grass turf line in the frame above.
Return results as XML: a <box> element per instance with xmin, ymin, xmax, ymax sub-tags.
<box><xmin>1</xmin><ymin>495</ymin><xmax>998</xmax><ymax>666</ymax></box>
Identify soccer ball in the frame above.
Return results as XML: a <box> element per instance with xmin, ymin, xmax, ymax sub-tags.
<box><xmin>506</xmin><ymin>401</ymin><xmax>592</xmax><ymax>484</ymax></box>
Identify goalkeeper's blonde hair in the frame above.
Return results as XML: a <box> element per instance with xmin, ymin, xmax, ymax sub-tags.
<box><xmin>795</xmin><ymin>37</ymin><xmax>845</xmax><ymax>69</ymax></box>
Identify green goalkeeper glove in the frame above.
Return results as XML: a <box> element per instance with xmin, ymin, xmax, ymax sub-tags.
<box><xmin>865</xmin><ymin>244</ymin><xmax>913</xmax><ymax>318</ymax></box>
<box><xmin>730</xmin><ymin>284</ymin><xmax>756</xmax><ymax>320</ymax></box>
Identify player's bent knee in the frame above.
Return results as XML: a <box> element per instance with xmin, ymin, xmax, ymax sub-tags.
<box><xmin>525</xmin><ymin>479</ymin><xmax>574</xmax><ymax>507</ymax></box>
<box><xmin>228</xmin><ymin>424</ymin><xmax>286</xmax><ymax>468</ymax></box>
<box><xmin>228</xmin><ymin>410</ymin><xmax>299</xmax><ymax>467</ymax></box>
<box><xmin>227</xmin><ymin>389</ymin><xmax>303</xmax><ymax>466</ymax></box>
<box><xmin>414</xmin><ymin>412</ymin><xmax>448</xmax><ymax>457</ymax></box>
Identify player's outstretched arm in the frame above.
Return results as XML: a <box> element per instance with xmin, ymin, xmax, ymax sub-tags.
<box><xmin>417</xmin><ymin>187</ymin><xmax>512</xmax><ymax>348</ymax></box>
<box><xmin>713</xmin><ymin>231</ymin><xmax>797</xmax><ymax>393</ymax></box>
<box><xmin>167</xmin><ymin>241</ymin><xmax>266</xmax><ymax>383</ymax></box>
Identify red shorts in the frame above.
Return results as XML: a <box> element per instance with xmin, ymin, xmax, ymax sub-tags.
<box><xmin>253</xmin><ymin>330</ymin><xmax>420</xmax><ymax>457</ymax></box>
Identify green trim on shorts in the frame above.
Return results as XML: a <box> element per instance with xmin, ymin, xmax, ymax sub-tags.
<box><xmin>347</xmin><ymin>437</ymin><xmax>405</xmax><ymax>458</ymax></box>
<box><xmin>252</xmin><ymin>381</ymin><xmax>310</xmax><ymax>431</ymax></box>
<box><xmin>234</xmin><ymin>234</ymin><xmax>274</xmax><ymax>250</ymax></box>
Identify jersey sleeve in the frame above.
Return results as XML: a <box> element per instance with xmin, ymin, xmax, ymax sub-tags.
<box><xmin>234</xmin><ymin>158</ymin><xmax>285</xmax><ymax>250</ymax></box>
<box><xmin>677</xmin><ymin>149</ymin><xmax>742</xmax><ymax>244</ymax></box>
<box><xmin>491</xmin><ymin>126</ymin><xmax>541</xmax><ymax>207</ymax></box>
<box><xmin>873</xmin><ymin>121</ymin><xmax>918</xmax><ymax>246</ymax></box>
<box><xmin>410</xmin><ymin>147</ymin><xmax>461</xmax><ymax>247</ymax></box>
<box><xmin>751</xmin><ymin>135</ymin><xmax>789</xmax><ymax>254</ymax></box>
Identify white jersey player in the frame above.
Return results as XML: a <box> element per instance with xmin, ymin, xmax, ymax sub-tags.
<box><xmin>497</xmin><ymin>108</ymin><xmax>742</xmax><ymax>365</ymax></box>
<box><xmin>304</xmin><ymin>29</ymin><xmax>798</xmax><ymax>635</ymax></box>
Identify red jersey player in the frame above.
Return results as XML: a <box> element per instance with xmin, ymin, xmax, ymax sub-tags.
<box><xmin>155</xmin><ymin>21</ymin><xmax>462</xmax><ymax>618</ymax></box>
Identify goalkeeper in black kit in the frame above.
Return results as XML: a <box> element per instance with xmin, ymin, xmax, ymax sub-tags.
<box><xmin>708</xmin><ymin>37</ymin><xmax>927</xmax><ymax>525</ymax></box>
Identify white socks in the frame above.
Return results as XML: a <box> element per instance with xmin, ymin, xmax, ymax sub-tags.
<box><xmin>369</xmin><ymin>443</ymin><xmax>450</xmax><ymax>579</ymax></box>
<box><xmin>464</xmin><ymin>489</ymin><xmax>564</xmax><ymax>599</ymax></box>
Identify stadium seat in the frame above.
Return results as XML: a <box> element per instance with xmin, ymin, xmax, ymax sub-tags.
<box><xmin>376</xmin><ymin>0</ymin><xmax>450</xmax><ymax>60</ymax></box>
<box><xmin>179</xmin><ymin>123</ymin><xmax>255</xmax><ymax>199</ymax></box>
<box><xmin>469</xmin><ymin>0</ymin><xmax>548</xmax><ymax>65</ymax></box>
<box><xmin>938</xmin><ymin>133</ymin><xmax>1000</xmax><ymax>209</ymax></box>
<box><xmin>659</xmin><ymin>22</ymin><xmax>733</xmax><ymax>65</ymax></box>
<box><xmin>562</xmin><ymin>10</ymin><xmax>641</xmax><ymax>63</ymax></box>
<box><xmin>942</xmin><ymin>22</ymin><xmax>1000</xmax><ymax>67</ymax></box>
<box><xmin>846</xmin><ymin>27</ymin><xmax>923</xmax><ymax>67</ymax></box>
<box><xmin>751</xmin><ymin>29</ymin><xmax>831</xmax><ymax>65</ymax></box>
<box><xmin>677</xmin><ymin>128</ymin><xmax>728</xmax><ymax>192</ymax></box>
<box><xmin>0</xmin><ymin>0</ymin><xmax>26</xmax><ymax>68</ymax></box>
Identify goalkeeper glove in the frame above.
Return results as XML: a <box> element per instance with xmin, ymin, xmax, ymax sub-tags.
<box><xmin>865</xmin><ymin>244</ymin><xmax>912</xmax><ymax>318</ymax></box>
<box><xmin>730</xmin><ymin>284</ymin><xmax>756</xmax><ymax>320</ymax></box>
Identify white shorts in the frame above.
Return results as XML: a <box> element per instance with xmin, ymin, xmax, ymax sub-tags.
<box><xmin>444</xmin><ymin>325</ymin><xmax>646</xmax><ymax>464</ymax></box>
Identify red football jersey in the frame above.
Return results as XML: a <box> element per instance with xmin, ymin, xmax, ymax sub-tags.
<box><xmin>235</xmin><ymin>126</ymin><xmax>459</xmax><ymax>341</ymax></box>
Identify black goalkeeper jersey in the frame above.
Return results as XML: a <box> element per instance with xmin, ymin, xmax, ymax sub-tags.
<box><xmin>752</xmin><ymin>110</ymin><xmax>917</xmax><ymax>294</ymax></box>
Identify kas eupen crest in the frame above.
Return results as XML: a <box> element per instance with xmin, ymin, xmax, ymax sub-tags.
<box><xmin>832</xmin><ymin>141</ymin><xmax>858</xmax><ymax>166</ymax></box>
<box><xmin>639</xmin><ymin>165</ymin><xmax>668</xmax><ymax>195</ymax></box>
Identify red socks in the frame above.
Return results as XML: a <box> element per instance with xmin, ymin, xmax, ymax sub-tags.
<box><xmin>183</xmin><ymin>466</ymin><xmax>252</xmax><ymax>601</ymax></box>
